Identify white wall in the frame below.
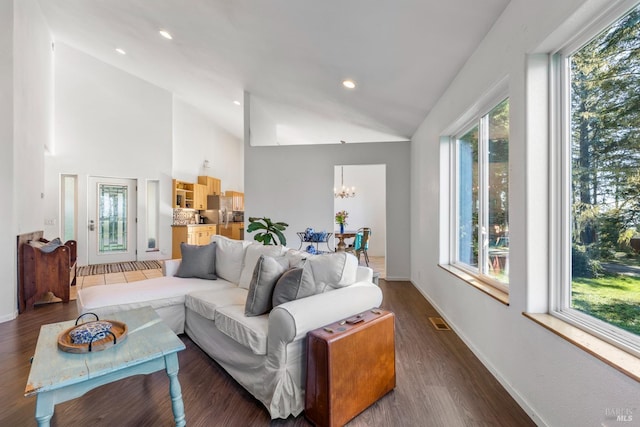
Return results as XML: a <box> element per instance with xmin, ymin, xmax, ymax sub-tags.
<box><xmin>244</xmin><ymin>128</ymin><xmax>409</xmax><ymax>280</ymax></box>
<box><xmin>334</xmin><ymin>164</ymin><xmax>386</xmax><ymax>257</ymax></box>
<box><xmin>14</xmin><ymin>0</ymin><xmax>51</xmax><ymax>235</ymax></box>
<box><xmin>172</xmin><ymin>98</ymin><xmax>243</xmax><ymax>192</ymax></box>
<box><xmin>45</xmin><ymin>43</ymin><xmax>174</xmax><ymax>266</ymax></box>
<box><xmin>411</xmin><ymin>0</ymin><xmax>640</xmax><ymax>426</ymax></box>
<box><xmin>0</xmin><ymin>0</ymin><xmax>16</xmax><ymax>322</ymax></box>
<box><xmin>0</xmin><ymin>0</ymin><xmax>53</xmax><ymax>322</ymax></box>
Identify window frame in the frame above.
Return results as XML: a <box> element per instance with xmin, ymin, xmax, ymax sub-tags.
<box><xmin>550</xmin><ymin>0</ymin><xmax>640</xmax><ymax>357</ymax></box>
<box><xmin>448</xmin><ymin>93</ymin><xmax>510</xmax><ymax>295</ymax></box>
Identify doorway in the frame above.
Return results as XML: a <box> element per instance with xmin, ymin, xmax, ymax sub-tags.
<box><xmin>334</xmin><ymin>164</ymin><xmax>386</xmax><ymax>276</ymax></box>
<box><xmin>88</xmin><ymin>176</ymin><xmax>137</xmax><ymax>264</ymax></box>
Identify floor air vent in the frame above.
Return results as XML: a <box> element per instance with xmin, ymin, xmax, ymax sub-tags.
<box><xmin>428</xmin><ymin>317</ymin><xmax>451</xmax><ymax>331</ymax></box>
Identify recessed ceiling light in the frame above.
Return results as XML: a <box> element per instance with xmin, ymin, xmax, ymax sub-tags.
<box><xmin>342</xmin><ymin>80</ymin><xmax>356</xmax><ymax>89</ymax></box>
<box><xmin>159</xmin><ymin>30</ymin><xmax>173</xmax><ymax>40</ymax></box>
<box><xmin>233</xmin><ymin>100</ymin><xmax>241</xmax><ymax>106</ymax></box>
<box><xmin>115</xmin><ymin>48</ymin><xmax>126</xmax><ymax>55</ymax></box>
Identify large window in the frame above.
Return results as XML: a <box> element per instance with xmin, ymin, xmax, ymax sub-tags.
<box><xmin>452</xmin><ymin>98</ymin><xmax>509</xmax><ymax>290</ymax></box>
<box><xmin>146</xmin><ymin>180</ymin><xmax>159</xmax><ymax>252</ymax></box>
<box><xmin>555</xmin><ymin>2</ymin><xmax>640</xmax><ymax>353</ymax></box>
<box><xmin>61</xmin><ymin>174</ymin><xmax>77</xmax><ymax>242</ymax></box>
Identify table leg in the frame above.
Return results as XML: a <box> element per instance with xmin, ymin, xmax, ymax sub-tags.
<box><xmin>35</xmin><ymin>392</ymin><xmax>54</xmax><ymax>427</ymax></box>
<box><xmin>336</xmin><ymin>236</ymin><xmax>346</xmax><ymax>252</ymax></box>
<box><xmin>165</xmin><ymin>353</ymin><xmax>186</xmax><ymax>427</ymax></box>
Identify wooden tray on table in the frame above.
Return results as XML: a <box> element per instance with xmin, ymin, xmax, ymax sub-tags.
<box><xmin>58</xmin><ymin>320</ymin><xmax>128</xmax><ymax>353</ymax></box>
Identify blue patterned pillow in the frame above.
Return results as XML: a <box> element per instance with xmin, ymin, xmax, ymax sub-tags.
<box><xmin>70</xmin><ymin>321</ymin><xmax>113</xmax><ymax>344</ymax></box>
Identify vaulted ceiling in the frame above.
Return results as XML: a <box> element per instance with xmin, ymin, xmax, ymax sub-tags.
<box><xmin>37</xmin><ymin>0</ymin><xmax>510</xmax><ymax>145</ymax></box>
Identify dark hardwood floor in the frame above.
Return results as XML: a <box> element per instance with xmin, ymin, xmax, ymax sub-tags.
<box><xmin>0</xmin><ymin>280</ymin><xmax>535</xmax><ymax>426</ymax></box>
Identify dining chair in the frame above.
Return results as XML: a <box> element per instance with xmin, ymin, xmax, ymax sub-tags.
<box><xmin>346</xmin><ymin>227</ymin><xmax>371</xmax><ymax>266</ymax></box>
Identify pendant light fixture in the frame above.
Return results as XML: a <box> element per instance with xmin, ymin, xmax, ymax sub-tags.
<box><xmin>334</xmin><ymin>166</ymin><xmax>356</xmax><ymax>199</ymax></box>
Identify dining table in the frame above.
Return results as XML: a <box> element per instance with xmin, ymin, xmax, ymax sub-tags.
<box><xmin>334</xmin><ymin>231</ymin><xmax>357</xmax><ymax>252</ymax></box>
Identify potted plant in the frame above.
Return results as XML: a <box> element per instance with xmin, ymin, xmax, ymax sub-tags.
<box><xmin>246</xmin><ymin>217</ymin><xmax>289</xmax><ymax>246</ymax></box>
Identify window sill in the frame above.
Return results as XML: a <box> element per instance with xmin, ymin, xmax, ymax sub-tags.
<box><xmin>438</xmin><ymin>264</ymin><xmax>509</xmax><ymax>306</ymax></box>
<box><xmin>523</xmin><ymin>313</ymin><xmax>640</xmax><ymax>383</ymax></box>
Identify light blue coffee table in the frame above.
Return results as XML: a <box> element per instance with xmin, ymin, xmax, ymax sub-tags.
<box><xmin>25</xmin><ymin>307</ymin><xmax>186</xmax><ymax>426</ymax></box>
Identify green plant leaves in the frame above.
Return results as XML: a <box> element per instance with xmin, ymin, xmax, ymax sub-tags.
<box><xmin>247</xmin><ymin>217</ymin><xmax>288</xmax><ymax>245</ymax></box>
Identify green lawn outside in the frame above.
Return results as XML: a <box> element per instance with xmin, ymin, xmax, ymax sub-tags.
<box><xmin>572</xmin><ymin>275</ymin><xmax>640</xmax><ymax>335</ymax></box>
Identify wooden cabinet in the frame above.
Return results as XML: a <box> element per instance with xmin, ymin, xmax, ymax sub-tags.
<box><xmin>225</xmin><ymin>191</ymin><xmax>244</xmax><ymax>211</ymax></box>
<box><xmin>173</xmin><ymin>179</ymin><xmax>194</xmax><ymax>209</ymax></box>
<box><xmin>171</xmin><ymin>225</ymin><xmax>217</xmax><ymax>258</ymax></box>
<box><xmin>218</xmin><ymin>222</ymin><xmax>244</xmax><ymax>240</ymax></box>
<box><xmin>194</xmin><ymin>184</ymin><xmax>207</xmax><ymax>210</ymax></box>
<box><xmin>198</xmin><ymin>175</ymin><xmax>221</xmax><ymax>196</ymax></box>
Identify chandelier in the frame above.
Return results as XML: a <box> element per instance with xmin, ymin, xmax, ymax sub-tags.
<box><xmin>334</xmin><ymin>166</ymin><xmax>356</xmax><ymax>199</ymax></box>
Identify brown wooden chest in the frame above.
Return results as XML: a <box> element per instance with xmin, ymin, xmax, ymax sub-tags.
<box><xmin>305</xmin><ymin>308</ymin><xmax>396</xmax><ymax>427</ymax></box>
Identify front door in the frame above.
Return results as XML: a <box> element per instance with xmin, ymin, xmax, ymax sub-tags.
<box><xmin>88</xmin><ymin>177</ymin><xmax>137</xmax><ymax>264</ymax></box>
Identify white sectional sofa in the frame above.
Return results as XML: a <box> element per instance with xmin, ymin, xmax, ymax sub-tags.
<box><xmin>77</xmin><ymin>235</ymin><xmax>383</xmax><ymax>419</ymax></box>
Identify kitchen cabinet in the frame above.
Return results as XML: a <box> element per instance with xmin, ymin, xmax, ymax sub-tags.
<box><xmin>197</xmin><ymin>175</ymin><xmax>221</xmax><ymax>196</ymax></box>
<box><xmin>225</xmin><ymin>191</ymin><xmax>244</xmax><ymax>211</ymax></box>
<box><xmin>194</xmin><ymin>184</ymin><xmax>207</xmax><ymax>210</ymax></box>
<box><xmin>171</xmin><ymin>225</ymin><xmax>217</xmax><ymax>258</ymax></box>
<box><xmin>218</xmin><ymin>222</ymin><xmax>244</xmax><ymax>241</ymax></box>
<box><xmin>173</xmin><ymin>179</ymin><xmax>194</xmax><ymax>208</ymax></box>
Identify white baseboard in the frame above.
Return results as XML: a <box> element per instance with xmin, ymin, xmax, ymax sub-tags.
<box><xmin>410</xmin><ymin>281</ymin><xmax>549</xmax><ymax>427</ymax></box>
<box><xmin>383</xmin><ymin>276</ymin><xmax>410</xmax><ymax>281</ymax></box>
<box><xmin>0</xmin><ymin>310</ymin><xmax>18</xmax><ymax>324</ymax></box>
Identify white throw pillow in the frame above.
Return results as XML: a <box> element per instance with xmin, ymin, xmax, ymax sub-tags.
<box><xmin>308</xmin><ymin>252</ymin><xmax>359</xmax><ymax>290</ymax></box>
<box><xmin>284</xmin><ymin>248</ymin><xmax>310</xmax><ymax>268</ymax></box>
<box><xmin>211</xmin><ymin>235</ymin><xmax>251</xmax><ymax>284</ymax></box>
<box><xmin>238</xmin><ymin>243</ymin><xmax>287</xmax><ymax>289</ymax></box>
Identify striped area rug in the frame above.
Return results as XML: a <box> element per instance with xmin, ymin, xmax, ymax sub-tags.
<box><xmin>77</xmin><ymin>260</ymin><xmax>163</xmax><ymax>277</ymax></box>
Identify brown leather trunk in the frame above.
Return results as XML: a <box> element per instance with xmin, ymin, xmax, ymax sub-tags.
<box><xmin>305</xmin><ymin>309</ymin><xmax>396</xmax><ymax>427</ymax></box>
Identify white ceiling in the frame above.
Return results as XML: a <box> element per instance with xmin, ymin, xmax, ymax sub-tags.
<box><xmin>37</xmin><ymin>0</ymin><xmax>510</xmax><ymax>145</ymax></box>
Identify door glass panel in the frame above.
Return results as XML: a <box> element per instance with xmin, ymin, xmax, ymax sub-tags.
<box><xmin>98</xmin><ymin>184</ymin><xmax>128</xmax><ymax>253</ymax></box>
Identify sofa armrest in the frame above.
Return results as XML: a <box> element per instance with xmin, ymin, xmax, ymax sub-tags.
<box><xmin>163</xmin><ymin>259</ymin><xmax>181</xmax><ymax>277</ymax></box>
<box><xmin>356</xmin><ymin>266</ymin><xmax>373</xmax><ymax>283</ymax></box>
<box><xmin>268</xmin><ymin>283</ymin><xmax>383</xmax><ymax>353</ymax></box>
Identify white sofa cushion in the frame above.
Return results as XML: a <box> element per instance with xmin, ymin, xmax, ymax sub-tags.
<box><xmin>284</xmin><ymin>248</ymin><xmax>310</xmax><ymax>268</ymax></box>
<box><xmin>211</xmin><ymin>235</ymin><xmax>251</xmax><ymax>284</ymax></box>
<box><xmin>185</xmin><ymin>288</ymin><xmax>248</xmax><ymax>320</ymax></box>
<box><xmin>214</xmin><ymin>305</ymin><xmax>269</xmax><ymax>355</ymax></box>
<box><xmin>238</xmin><ymin>243</ymin><xmax>287</xmax><ymax>289</ymax></box>
<box><xmin>77</xmin><ymin>276</ymin><xmax>235</xmax><ymax>314</ymax></box>
<box><xmin>271</xmin><ymin>252</ymin><xmax>360</xmax><ymax>306</ymax></box>
<box><xmin>306</xmin><ymin>252</ymin><xmax>359</xmax><ymax>289</ymax></box>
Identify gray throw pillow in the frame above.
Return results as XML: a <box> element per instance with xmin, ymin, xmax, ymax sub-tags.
<box><xmin>271</xmin><ymin>261</ymin><xmax>319</xmax><ymax>307</ymax></box>
<box><xmin>245</xmin><ymin>255</ymin><xmax>289</xmax><ymax>316</ymax></box>
<box><xmin>175</xmin><ymin>242</ymin><xmax>217</xmax><ymax>280</ymax></box>
<box><xmin>40</xmin><ymin>238</ymin><xmax>62</xmax><ymax>253</ymax></box>
<box><xmin>30</xmin><ymin>237</ymin><xmax>62</xmax><ymax>253</ymax></box>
